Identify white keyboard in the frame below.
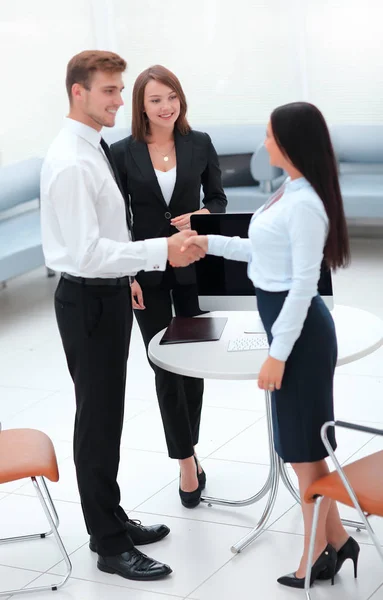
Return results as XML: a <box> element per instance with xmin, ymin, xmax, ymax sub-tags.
<box><xmin>227</xmin><ymin>334</ymin><xmax>269</xmax><ymax>352</ymax></box>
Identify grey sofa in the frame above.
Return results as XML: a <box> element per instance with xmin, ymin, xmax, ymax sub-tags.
<box><xmin>0</xmin><ymin>157</ymin><xmax>49</xmax><ymax>285</ymax></box>
<box><xmin>105</xmin><ymin>123</ymin><xmax>383</xmax><ymax>223</ymax></box>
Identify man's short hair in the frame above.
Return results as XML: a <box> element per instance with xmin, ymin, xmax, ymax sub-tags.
<box><xmin>66</xmin><ymin>50</ymin><xmax>127</xmax><ymax>101</ymax></box>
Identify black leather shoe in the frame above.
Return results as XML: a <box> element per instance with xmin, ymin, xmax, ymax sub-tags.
<box><xmin>97</xmin><ymin>548</ymin><xmax>172</xmax><ymax>581</ymax></box>
<box><xmin>277</xmin><ymin>544</ymin><xmax>337</xmax><ymax>588</ymax></box>
<box><xmin>89</xmin><ymin>519</ymin><xmax>170</xmax><ymax>552</ymax></box>
<box><xmin>317</xmin><ymin>536</ymin><xmax>360</xmax><ymax>580</ymax></box>
<box><xmin>194</xmin><ymin>456</ymin><xmax>206</xmax><ymax>491</ymax></box>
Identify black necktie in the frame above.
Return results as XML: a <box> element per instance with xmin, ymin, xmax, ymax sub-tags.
<box><xmin>100</xmin><ymin>137</ymin><xmax>133</xmax><ymax>233</ymax></box>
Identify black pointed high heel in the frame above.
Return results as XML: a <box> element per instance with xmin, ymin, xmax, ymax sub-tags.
<box><xmin>336</xmin><ymin>536</ymin><xmax>360</xmax><ymax>577</ymax></box>
<box><xmin>194</xmin><ymin>456</ymin><xmax>206</xmax><ymax>490</ymax></box>
<box><xmin>277</xmin><ymin>544</ymin><xmax>337</xmax><ymax>589</ymax></box>
<box><xmin>317</xmin><ymin>536</ymin><xmax>360</xmax><ymax>580</ymax></box>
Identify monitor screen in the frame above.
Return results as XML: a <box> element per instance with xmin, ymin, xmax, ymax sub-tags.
<box><xmin>191</xmin><ymin>213</ymin><xmax>333</xmax><ymax>312</ymax></box>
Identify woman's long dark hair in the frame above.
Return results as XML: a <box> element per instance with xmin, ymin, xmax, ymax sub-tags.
<box><xmin>270</xmin><ymin>102</ymin><xmax>350</xmax><ymax>269</ymax></box>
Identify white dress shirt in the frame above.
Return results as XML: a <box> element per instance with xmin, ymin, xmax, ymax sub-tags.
<box><xmin>208</xmin><ymin>177</ymin><xmax>329</xmax><ymax>362</ymax></box>
<box><xmin>154</xmin><ymin>167</ymin><xmax>177</xmax><ymax>205</ymax></box>
<box><xmin>40</xmin><ymin>118</ymin><xmax>167</xmax><ymax>278</ymax></box>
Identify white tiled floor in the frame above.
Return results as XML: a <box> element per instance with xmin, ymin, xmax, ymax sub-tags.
<box><xmin>0</xmin><ymin>237</ymin><xmax>383</xmax><ymax>599</ymax></box>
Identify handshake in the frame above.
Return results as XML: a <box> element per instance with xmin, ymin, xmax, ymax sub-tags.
<box><xmin>167</xmin><ymin>230</ymin><xmax>208</xmax><ymax>267</ymax></box>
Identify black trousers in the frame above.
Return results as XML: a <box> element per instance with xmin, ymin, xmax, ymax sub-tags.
<box><xmin>134</xmin><ymin>273</ymin><xmax>204</xmax><ymax>459</ymax></box>
<box><xmin>54</xmin><ymin>277</ymin><xmax>134</xmax><ymax>556</ymax></box>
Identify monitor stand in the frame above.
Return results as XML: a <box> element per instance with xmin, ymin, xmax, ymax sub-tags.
<box><xmin>243</xmin><ymin>315</ymin><xmax>265</xmax><ymax>334</ymax></box>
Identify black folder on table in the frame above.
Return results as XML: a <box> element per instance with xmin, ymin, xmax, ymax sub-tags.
<box><xmin>159</xmin><ymin>317</ymin><xmax>227</xmax><ymax>345</ymax></box>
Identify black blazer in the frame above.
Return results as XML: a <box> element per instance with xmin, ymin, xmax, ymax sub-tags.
<box><xmin>111</xmin><ymin>129</ymin><xmax>227</xmax><ymax>287</ymax></box>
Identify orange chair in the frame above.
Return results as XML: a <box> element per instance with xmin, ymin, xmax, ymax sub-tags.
<box><xmin>303</xmin><ymin>420</ymin><xmax>383</xmax><ymax>599</ymax></box>
<box><xmin>0</xmin><ymin>427</ymin><xmax>72</xmax><ymax>596</ymax></box>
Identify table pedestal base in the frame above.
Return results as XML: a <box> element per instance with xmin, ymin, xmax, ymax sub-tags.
<box><xmin>201</xmin><ymin>390</ymin><xmax>365</xmax><ymax>554</ymax></box>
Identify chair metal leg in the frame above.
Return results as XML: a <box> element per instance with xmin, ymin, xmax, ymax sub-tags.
<box><xmin>0</xmin><ymin>477</ymin><xmax>58</xmax><ymax>545</ymax></box>
<box><xmin>0</xmin><ymin>477</ymin><xmax>72</xmax><ymax>597</ymax></box>
<box><xmin>304</xmin><ymin>496</ymin><xmax>323</xmax><ymax>600</ymax></box>
<box><xmin>322</xmin><ymin>422</ymin><xmax>383</xmax><ymax>563</ymax></box>
<box><xmin>40</xmin><ymin>476</ymin><xmax>60</xmax><ymax>530</ymax></box>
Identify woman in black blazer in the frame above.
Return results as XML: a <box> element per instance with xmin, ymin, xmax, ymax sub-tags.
<box><xmin>111</xmin><ymin>65</ymin><xmax>227</xmax><ymax>508</ymax></box>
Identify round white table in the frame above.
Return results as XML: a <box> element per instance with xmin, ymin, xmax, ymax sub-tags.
<box><xmin>149</xmin><ymin>305</ymin><xmax>383</xmax><ymax>553</ymax></box>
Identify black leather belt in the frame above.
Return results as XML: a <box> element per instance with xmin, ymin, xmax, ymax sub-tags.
<box><xmin>61</xmin><ymin>272</ymin><xmax>131</xmax><ymax>287</ymax></box>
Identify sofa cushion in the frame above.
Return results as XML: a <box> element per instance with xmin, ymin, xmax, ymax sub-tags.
<box><xmin>340</xmin><ymin>174</ymin><xmax>383</xmax><ymax>219</ymax></box>
<box><xmin>339</xmin><ymin>162</ymin><xmax>383</xmax><ymax>175</ymax></box>
<box><xmin>0</xmin><ymin>209</ymin><xmax>44</xmax><ymax>282</ymax></box>
<box><xmin>331</xmin><ymin>125</ymin><xmax>383</xmax><ymax>163</ymax></box>
<box><xmin>0</xmin><ymin>158</ymin><xmax>43</xmax><ymax>212</ymax></box>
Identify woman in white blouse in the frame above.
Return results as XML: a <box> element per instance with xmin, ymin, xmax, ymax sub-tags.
<box><xmin>182</xmin><ymin>102</ymin><xmax>359</xmax><ymax>589</ymax></box>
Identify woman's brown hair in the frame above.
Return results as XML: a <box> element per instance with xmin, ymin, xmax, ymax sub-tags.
<box><xmin>132</xmin><ymin>65</ymin><xmax>191</xmax><ymax>141</ymax></box>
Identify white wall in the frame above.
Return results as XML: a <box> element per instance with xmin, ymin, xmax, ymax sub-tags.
<box><xmin>1</xmin><ymin>0</ymin><xmax>382</xmax><ymax>165</ymax></box>
<box><xmin>0</xmin><ymin>0</ymin><xmax>95</xmax><ymax>164</ymax></box>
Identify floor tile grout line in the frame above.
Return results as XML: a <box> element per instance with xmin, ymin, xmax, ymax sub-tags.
<box><xmin>1</xmin><ymin>389</ymin><xmax>62</xmax><ymax>426</ymax></box>
<box><xmin>0</xmin><ymin>562</ymin><xmax>45</xmax><ymax>575</ymax></box>
<box><xmin>132</xmin><ymin>507</ymin><xmax>258</xmax><ymax>530</ymax></box>
<box><xmin>21</xmin><ymin>558</ymin><xmax>186</xmax><ymax>598</ymax></box>
<box><xmin>367</xmin><ymin>581</ymin><xmax>383</xmax><ymax>600</ymax></box>
<box><xmin>183</xmin><ymin>553</ymin><xmax>237</xmax><ymax>599</ymax></box>
<box><xmin>200</xmin><ymin>413</ymin><xmax>267</xmax><ymax>463</ymax></box>
<box><xmin>266</xmin><ymin>526</ymin><xmax>382</xmax><ymax>547</ymax></box>
<box><xmin>202</xmin><ymin>404</ymin><xmax>267</xmax><ymax>413</ymax></box>
<box><xmin>340</xmin><ymin>433</ymin><xmax>382</xmax><ymax>466</ymax></box>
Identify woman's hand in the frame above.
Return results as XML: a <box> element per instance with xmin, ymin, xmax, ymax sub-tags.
<box><xmin>180</xmin><ymin>234</ymin><xmax>209</xmax><ymax>255</ymax></box>
<box><xmin>131</xmin><ymin>279</ymin><xmax>145</xmax><ymax>310</ymax></box>
<box><xmin>171</xmin><ymin>208</ymin><xmax>209</xmax><ymax>231</ymax></box>
<box><xmin>258</xmin><ymin>356</ymin><xmax>285</xmax><ymax>392</ymax></box>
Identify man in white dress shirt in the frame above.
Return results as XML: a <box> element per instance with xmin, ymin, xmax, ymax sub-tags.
<box><xmin>40</xmin><ymin>50</ymin><xmax>203</xmax><ymax>581</ymax></box>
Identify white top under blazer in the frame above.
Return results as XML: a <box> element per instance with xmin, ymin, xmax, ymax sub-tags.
<box><xmin>154</xmin><ymin>166</ymin><xmax>177</xmax><ymax>205</ymax></box>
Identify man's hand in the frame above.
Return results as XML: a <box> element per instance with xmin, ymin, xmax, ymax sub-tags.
<box><xmin>180</xmin><ymin>234</ymin><xmax>209</xmax><ymax>255</ymax></box>
<box><xmin>171</xmin><ymin>208</ymin><xmax>209</xmax><ymax>231</ymax></box>
<box><xmin>167</xmin><ymin>230</ymin><xmax>206</xmax><ymax>267</ymax></box>
<box><xmin>131</xmin><ymin>279</ymin><xmax>145</xmax><ymax>310</ymax></box>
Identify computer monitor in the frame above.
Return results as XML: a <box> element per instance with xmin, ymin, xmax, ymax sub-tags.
<box><xmin>191</xmin><ymin>213</ymin><xmax>334</xmax><ymax>315</ymax></box>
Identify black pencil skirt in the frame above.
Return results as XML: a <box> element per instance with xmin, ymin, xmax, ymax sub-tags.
<box><xmin>256</xmin><ymin>289</ymin><xmax>337</xmax><ymax>463</ymax></box>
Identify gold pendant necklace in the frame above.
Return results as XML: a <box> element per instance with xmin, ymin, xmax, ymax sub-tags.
<box><xmin>155</xmin><ymin>144</ymin><xmax>174</xmax><ymax>163</ymax></box>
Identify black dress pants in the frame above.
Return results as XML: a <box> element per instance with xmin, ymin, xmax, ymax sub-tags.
<box><xmin>54</xmin><ymin>277</ymin><xmax>134</xmax><ymax>556</ymax></box>
<box><xmin>134</xmin><ymin>273</ymin><xmax>204</xmax><ymax>459</ymax></box>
